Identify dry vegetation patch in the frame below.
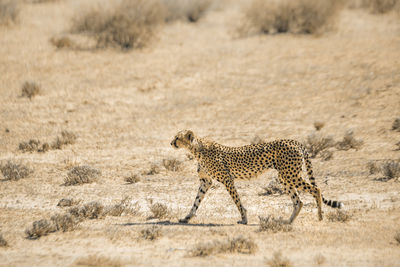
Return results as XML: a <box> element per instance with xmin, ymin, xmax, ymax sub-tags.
<box><xmin>140</xmin><ymin>226</ymin><xmax>162</xmax><ymax>241</ymax></box>
<box><xmin>144</xmin><ymin>163</ymin><xmax>161</xmax><ymax>175</ymax></box>
<box><xmin>335</xmin><ymin>131</ymin><xmax>363</xmax><ymax>151</ymax></box>
<box><xmin>64</xmin><ymin>165</ymin><xmax>101</xmax><ymax>186</ymax></box>
<box><xmin>21</xmin><ymin>81</ymin><xmax>40</xmax><ymax>99</ymax></box>
<box><xmin>0</xmin><ymin>233</ymin><xmax>8</xmax><ymax>247</ymax></box>
<box><xmin>266</xmin><ymin>252</ymin><xmax>293</xmax><ymax>267</ymax></box>
<box><xmin>0</xmin><ymin>161</ymin><xmax>32</xmax><ymax>181</ymax></box>
<box><xmin>104</xmin><ymin>197</ymin><xmax>140</xmax><ymax>216</ymax></box>
<box><xmin>305</xmin><ymin>133</ymin><xmax>335</xmax><ymax>158</ymax></box>
<box><xmin>368</xmin><ymin>0</ymin><xmax>399</xmax><ymax>13</ymax></box>
<box><xmin>368</xmin><ymin>160</ymin><xmax>400</xmax><ymax>181</ymax></box>
<box><xmin>57</xmin><ymin>198</ymin><xmax>80</xmax><ymax>207</ymax></box>
<box><xmin>0</xmin><ymin>0</ymin><xmax>18</xmax><ymax>26</ymax></box>
<box><xmin>51</xmin><ymin>213</ymin><xmax>80</xmax><ymax>232</ymax></box>
<box><xmin>25</xmin><ymin>219</ymin><xmax>56</xmax><ymax>239</ymax></box>
<box><xmin>70</xmin><ymin>0</ymin><xmax>164</xmax><ymax>50</ymax></box>
<box><xmin>392</xmin><ymin>118</ymin><xmax>400</xmax><ymax>132</ymax></box>
<box><xmin>395</xmin><ymin>231</ymin><xmax>400</xmax><ymax>245</ymax></box>
<box><xmin>148</xmin><ymin>202</ymin><xmax>170</xmax><ymax>219</ymax></box>
<box><xmin>314</xmin><ymin>121</ymin><xmax>325</xmax><ymax>131</ymax></box>
<box><xmin>161</xmin><ymin>0</ymin><xmax>211</xmax><ymax>22</ymax></box>
<box><xmin>69</xmin><ymin>201</ymin><xmax>105</xmax><ymax>220</ymax></box>
<box><xmin>50</xmin><ymin>36</ymin><xmax>74</xmax><ymax>49</ymax></box>
<box><xmin>124</xmin><ymin>174</ymin><xmax>140</xmax><ymax>184</ymax></box>
<box><xmin>258</xmin><ymin>179</ymin><xmax>283</xmax><ymax>196</ymax></box>
<box><xmin>258</xmin><ymin>216</ymin><xmax>293</xmax><ymax>232</ymax></box>
<box><xmin>19</xmin><ymin>139</ymin><xmax>50</xmax><ymax>153</ymax></box>
<box><xmin>51</xmin><ymin>130</ymin><xmax>77</xmax><ymax>149</ymax></box>
<box><xmin>190</xmin><ymin>236</ymin><xmax>257</xmax><ymax>257</ymax></box>
<box><xmin>240</xmin><ymin>0</ymin><xmax>342</xmax><ymax>36</ymax></box>
<box><xmin>73</xmin><ymin>255</ymin><xmax>123</xmax><ymax>267</ymax></box>
<box><xmin>162</xmin><ymin>158</ymin><xmax>182</xmax><ymax>171</ymax></box>
<box><xmin>326</xmin><ymin>210</ymin><xmax>351</xmax><ymax>222</ymax></box>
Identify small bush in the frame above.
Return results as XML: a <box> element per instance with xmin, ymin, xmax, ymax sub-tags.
<box><xmin>0</xmin><ymin>161</ymin><xmax>32</xmax><ymax>181</ymax></box>
<box><xmin>73</xmin><ymin>255</ymin><xmax>123</xmax><ymax>267</ymax></box>
<box><xmin>51</xmin><ymin>214</ymin><xmax>79</xmax><ymax>232</ymax></box>
<box><xmin>368</xmin><ymin>0</ymin><xmax>399</xmax><ymax>13</ymax></box>
<box><xmin>266</xmin><ymin>252</ymin><xmax>293</xmax><ymax>267</ymax></box>
<box><xmin>258</xmin><ymin>179</ymin><xmax>283</xmax><ymax>196</ymax></box>
<box><xmin>57</xmin><ymin>198</ymin><xmax>80</xmax><ymax>207</ymax></box>
<box><xmin>326</xmin><ymin>210</ymin><xmax>351</xmax><ymax>222</ymax></box>
<box><xmin>64</xmin><ymin>165</ymin><xmax>101</xmax><ymax>186</ymax></box>
<box><xmin>71</xmin><ymin>0</ymin><xmax>165</xmax><ymax>50</ymax></box>
<box><xmin>25</xmin><ymin>219</ymin><xmax>56</xmax><ymax>239</ymax></box>
<box><xmin>0</xmin><ymin>0</ymin><xmax>18</xmax><ymax>26</ymax></box>
<box><xmin>21</xmin><ymin>81</ymin><xmax>40</xmax><ymax>99</ymax></box>
<box><xmin>314</xmin><ymin>121</ymin><xmax>325</xmax><ymax>131</ymax></box>
<box><xmin>144</xmin><ymin>164</ymin><xmax>161</xmax><ymax>175</ymax></box>
<box><xmin>125</xmin><ymin>174</ymin><xmax>140</xmax><ymax>184</ymax></box>
<box><xmin>258</xmin><ymin>216</ymin><xmax>293</xmax><ymax>233</ymax></box>
<box><xmin>0</xmin><ymin>233</ymin><xmax>8</xmax><ymax>247</ymax></box>
<box><xmin>19</xmin><ymin>139</ymin><xmax>50</xmax><ymax>153</ymax></box>
<box><xmin>161</xmin><ymin>0</ymin><xmax>211</xmax><ymax>22</ymax></box>
<box><xmin>162</xmin><ymin>158</ymin><xmax>182</xmax><ymax>171</ymax></box>
<box><xmin>367</xmin><ymin>161</ymin><xmax>380</xmax><ymax>174</ymax></box>
<box><xmin>51</xmin><ymin>130</ymin><xmax>77</xmax><ymax>149</ymax></box>
<box><xmin>69</xmin><ymin>201</ymin><xmax>104</xmax><ymax>220</ymax></box>
<box><xmin>395</xmin><ymin>231</ymin><xmax>400</xmax><ymax>244</ymax></box>
<box><xmin>148</xmin><ymin>202</ymin><xmax>169</xmax><ymax>219</ymax></box>
<box><xmin>190</xmin><ymin>236</ymin><xmax>257</xmax><ymax>257</ymax></box>
<box><xmin>240</xmin><ymin>0</ymin><xmax>342</xmax><ymax>36</ymax></box>
<box><xmin>140</xmin><ymin>226</ymin><xmax>162</xmax><ymax>241</ymax></box>
<box><xmin>335</xmin><ymin>131</ymin><xmax>363</xmax><ymax>151</ymax></box>
<box><xmin>105</xmin><ymin>197</ymin><xmax>140</xmax><ymax>216</ymax></box>
<box><xmin>50</xmin><ymin>36</ymin><xmax>74</xmax><ymax>49</ymax></box>
<box><xmin>314</xmin><ymin>253</ymin><xmax>326</xmax><ymax>265</ymax></box>
<box><xmin>305</xmin><ymin>133</ymin><xmax>335</xmax><ymax>158</ymax></box>
<box><xmin>382</xmin><ymin>161</ymin><xmax>400</xmax><ymax>180</ymax></box>
<box><xmin>392</xmin><ymin>118</ymin><xmax>400</xmax><ymax>132</ymax></box>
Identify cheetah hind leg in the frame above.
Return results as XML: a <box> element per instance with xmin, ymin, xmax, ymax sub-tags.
<box><xmin>283</xmin><ymin>187</ymin><xmax>303</xmax><ymax>224</ymax></box>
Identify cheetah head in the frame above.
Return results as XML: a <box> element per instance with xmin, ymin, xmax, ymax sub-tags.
<box><xmin>171</xmin><ymin>130</ymin><xmax>195</xmax><ymax>149</ymax></box>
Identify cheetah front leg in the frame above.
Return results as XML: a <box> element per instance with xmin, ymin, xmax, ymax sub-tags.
<box><xmin>222</xmin><ymin>179</ymin><xmax>247</xmax><ymax>225</ymax></box>
<box><xmin>179</xmin><ymin>177</ymin><xmax>212</xmax><ymax>224</ymax></box>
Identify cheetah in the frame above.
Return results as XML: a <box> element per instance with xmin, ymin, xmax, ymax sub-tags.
<box><xmin>171</xmin><ymin>130</ymin><xmax>343</xmax><ymax>224</ymax></box>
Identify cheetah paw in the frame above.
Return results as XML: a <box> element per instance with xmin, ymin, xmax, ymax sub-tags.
<box><xmin>179</xmin><ymin>218</ymin><xmax>189</xmax><ymax>224</ymax></box>
<box><xmin>237</xmin><ymin>219</ymin><xmax>248</xmax><ymax>225</ymax></box>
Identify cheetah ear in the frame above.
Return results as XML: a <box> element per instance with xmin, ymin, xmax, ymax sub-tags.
<box><xmin>186</xmin><ymin>130</ymin><xmax>194</xmax><ymax>143</ymax></box>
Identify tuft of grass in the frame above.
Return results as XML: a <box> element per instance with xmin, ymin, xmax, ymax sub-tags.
<box><xmin>258</xmin><ymin>179</ymin><xmax>283</xmax><ymax>196</ymax></box>
<box><xmin>125</xmin><ymin>174</ymin><xmax>140</xmax><ymax>184</ymax></box>
<box><xmin>105</xmin><ymin>197</ymin><xmax>140</xmax><ymax>217</ymax></box>
<box><xmin>367</xmin><ymin>161</ymin><xmax>380</xmax><ymax>175</ymax></box>
<box><xmin>240</xmin><ymin>0</ymin><xmax>342</xmax><ymax>36</ymax></box>
<box><xmin>140</xmin><ymin>226</ymin><xmax>162</xmax><ymax>241</ymax></box>
<box><xmin>57</xmin><ymin>198</ymin><xmax>80</xmax><ymax>208</ymax></box>
<box><xmin>251</xmin><ymin>135</ymin><xmax>264</xmax><ymax>145</ymax></box>
<box><xmin>314</xmin><ymin>121</ymin><xmax>325</xmax><ymax>131</ymax></box>
<box><xmin>144</xmin><ymin>164</ymin><xmax>161</xmax><ymax>175</ymax></box>
<box><xmin>314</xmin><ymin>253</ymin><xmax>326</xmax><ymax>265</ymax></box>
<box><xmin>148</xmin><ymin>202</ymin><xmax>169</xmax><ymax>219</ymax></box>
<box><xmin>25</xmin><ymin>219</ymin><xmax>56</xmax><ymax>239</ymax></box>
<box><xmin>395</xmin><ymin>231</ymin><xmax>400</xmax><ymax>244</ymax></box>
<box><xmin>0</xmin><ymin>0</ymin><xmax>18</xmax><ymax>26</ymax></box>
<box><xmin>64</xmin><ymin>165</ymin><xmax>101</xmax><ymax>186</ymax></box>
<box><xmin>368</xmin><ymin>0</ymin><xmax>399</xmax><ymax>13</ymax></box>
<box><xmin>21</xmin><ymin>81</ymin><xmax>40</xmax><ymax>99</ymax></box>
<box><xmin>382</xmin><ymin>160</ymin><xmax>400</xmax><ymax>181</ymax></box>
<box><xmin>19</xmin><ymin>139</ymin><xmax>50</xmax><ymax>153</ymax></box>
<box><xmin>51</xmin><ymin>130</ymin><xmax>77</xmax><ymax>149</ymax></box>
<box><xmin>304</xmin><ymin>133</ymin><xmax>335</xmax><ymax>158</ymax></box>
<box><xmin>0</xmin><ymin>233</ymin><xmax>8</xmax><ymax>247</ymax></box>
<box><xmin>0</xmin><ymin>161</ymin><xmax>32</xmax><ymax>181</ymax></box>
<box><xmin>258</xmin><ymin>216</ymin><xmax>293</xmax><ymax>233</ymax></box>
<box><xmin>326</xmin><ymin>210</ymin><xmax>351</xmax><ymax>222</ymax></box>
<box><xmin>266</xmin><ymin>252</ymin><xmax>293</xmax><ymax>267</ymax></box>
<box><xmin>162</xmin><ymin>158</ymin><xmax>182</xmax><ymax>171</ymax></box>
<box><xmin>69</xmin><ymin>201</ymin><xmax>105</xmax><ymax>220</ymax></box>
<box><xmin>190</xmin><ymin>236</ymin><xmax>257</xmax><ymax>257</ymax></box>
<box><xmin>392</xmin><ymin>118</ymin><xmax>400</xmax><ymax>132</ymax></box>
<box><xmin>51</xmin><ymin>213</ymin><xmax>79</xmax><ymax>232</ymax></box>
<box><xmin>71</xmin><ymin>0</ymin><xmax>165</xmax><ymax>50</ymax></box>
<box><xmin>50</xmin><ymin>36</ymin><xmax>74</xmax><ymax>49</ymax></box>
<box><xmin>161</xmin><ymin>0</ymin><xmax>211</xmax><ymax>23</ymax></box>
<box><xmin>335</xmin><ymin>131</ymin><xmax>363</xmax><ymax>151</ymax></box>
<box><xmin>73</xmin><ymin>255</ymin><xmax>123</xmax><ymax>267</ymax></box>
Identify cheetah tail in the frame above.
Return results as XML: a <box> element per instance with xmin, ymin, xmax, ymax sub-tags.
<box><xmin>322</xmin><ymin>196</ymin><xmax>344</xmax><ymax>209</ymax></box>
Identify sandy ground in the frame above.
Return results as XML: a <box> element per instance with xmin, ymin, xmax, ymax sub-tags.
<box><xmin>1</xmin><ymin>0</ymin><xmax>400</xmax><ymax>266</ymax></box>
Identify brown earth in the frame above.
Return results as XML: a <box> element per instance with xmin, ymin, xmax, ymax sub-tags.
<box><xmin>1</xmin><ymin>0</ymin><xmax>400</xmax><ymax>266</ymax></box>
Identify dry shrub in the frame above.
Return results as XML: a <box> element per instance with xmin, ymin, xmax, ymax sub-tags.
<box><xmin>266</xmin><ymin>252</ymin><xmax>293</xmax><ymax>267</ymax></box>
<box><xmin>395</xmin><ymin>141</ymin><xmax>400</xmax><ymax>151</ymax></box>
<box><xmin>162</xmin><ymin>158</ymin><xmax>182</xmax><ymax>171</ymax></box>
<box><xmin>314</xmin><ymin>121</ymin><xmax>325</xmax><ymax>131</ymax></box>
<box><xmin>51</xmin><ymin>130</ymin><xmax>77</xmax><ymax>149</ymax></box>
<box><xmin>326</xmin><ymin>210</ymin><xmax>351</xmax><ymax>222</ymax></box>
<box><xmin>258</xmin><ymin>216</ymin><xmax>293</xmax><ymax>232</ymax></box>
<box><xmin>140</xmin><ymin>226</ymin><xmax>162</xmax><ymax>240</ymax></box>
<box><xmin>258</xmin><ymin>179</ymin><xmax>283</xmax><ymax>196</ymax></box>
<box><xmin>125</xmin><ymin>174</ymin><xmax>140</xmax><ymax>184</ymax></box>
<box><xmin>21</xmin><ymin>81</ymin><xmax>40</xmax><ymax>99</ymax></box>
<box><xmin>382</xmin><ymin>161</ymin><xmax>400</xmax><ymax>180</ymax></box>
<box><xmin>71</xmin><ymin>0</ymin><xmax>165</xmax><ymax>50</ymax></box>
<box><xmin>0</xmin><ymin>0</ymin><xmax>18</xmax><ymax>26</ymax></box>
<box><xmin>25</xmin><ymin>219</ymin><xmax>56</xmax><ymax>239</ymax></box>
<box><xmin>144</xmin><ymin>164</ymin><xmax>161</xmax><ymax>175</ymax></box>
<box><xmin>0</xmin><ymin>161</ymin><xmax>32</xmax><ymax>181</ymax></box>
<box><xmin>240</xmin><ymin>0</ymin><xmax>342</xmax><ymax>36</ymax></box>
<box><xmin>368</xmin><ymin>0</ymin><xmax>399</xmax><ymax>13</ymax></box>
<box><xmin>161</xmin><ymin>0</ymin><xmax>211</xmax><ymax>22</ymax></box>
<box><xmin>19</xmin><ymin>139</ymin><xmax>50</xmax><ymax>153</ymax></box>
<box><xmin>51</xmin><ymin>214</ymin><xmax>79</xmax><ymax>232</ymax></box>
<box><xmin>148</xmin><ymin>202</ymin><xmax>169</xmax><ymax>219</ymax></box>
<box><xmin>305</xmin><ymin>133</ymin><xmax>335</xmax><ymax>158</ymax></box>
<box><xmin>0</xmin><ymin>233</ymin><xmax>8</xmax><ymax>247</ymax></box>
<box><xmin>73</xmin><ymin>255</ymin><xmax>123</xmax><ymax>267</ymax></box>
<box><xmin>50</xmin><ymin>36</ymin><xmax>74</xmax><ymax>49</ymax></box>
<box><xmin>251</xmin><ymin>135</ymin><xmax>264</xmax><ymax>144</ymax></box>
<box><xmin>395</xmin><ymin>231</ymin><xmax>400</xmax><ymax>244</ymax></box>
<box><xmin>392</xmin><ymin>118</ymin><xmax>400</xmax><ymax>132</ymax></box>
<box><xmin>64</xmin><ymin>165</ymin><xmax>101</xmax><ymax>186</ymax></box>
<box><xmin>335</xmin><ymin>131</ymin><xmax>363</xmax><ymax>151</ymax></box>
<box><xmin>314</xmin><ymin>253</ymin><xmax>326</xmax><ymax>265</ymax></box>
<box><xmin>69</xmin><ymin>201</ymin><xmax>105</xmax><ymax>220</ymax></box>
<box><xmin>367</xmin><ymin>161</ymin><xmax>380</xmax><ymax>174</ymax></box>
<box><xmin>105</xmin><ymin>197</ymin><xmax>140</xmax><ymax>216</ymax></box>
<box><xmin>191</xmin><ymin>236</ymin><xmax>257</xmax><ymax>257</ymax></box>
<box><xmin>57</xmin><ymin>198</ymin><xmax>80</xmax><ymax>207</ymax></box>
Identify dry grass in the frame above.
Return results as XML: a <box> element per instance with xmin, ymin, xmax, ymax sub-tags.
<box><xmin>367</xmin><ymin>161</ymin><xmax>380</xmax><ymax>174</ymax></box>
<box><xmin>314</xmin><ymin>253</ymin><xmax>326</xmax><ymax>265</ymax></box>
<box><xmin>392</xmin><ymin>118</ymin><xmax>400</xmax><ymax>132</ymax></box>
<box><xmin>190</xmin><ymin>236</ymin><xmax>257</xmax><ymax>257</ymax></box>
<box><xmin>51</xmin><ymin>130</ymin><xmax>77</xmax><ymax>149</ymax></box>
<box><xmin>0</xmin><ymin>0</ymin><xmax>18</xmax><ymax>26</ymax></box>
<box><xmin>240</xmin><ymin>0</ymin><xmax>342</xmax><ymax>36</ymax></box>
<box><xmin>51</xmin><ymin>213</ymin><xmax>79</xmax><ymax>232</ymax></box>
<box><xmin>144</xmin><ymin>164</ymin><xmax>161</xmax><ymax>175</ymax></box>
<box><xmin>57</xmin><ymin>198</ymin><xmax>81</xmax><ymax>207</ymax></box>
<box><xmin>0</xmin><ymin>161</ymin><xmax>32</xmax><ymax>181</ymax></box>
<box><xmin>304</xmin><ymin>133</ymin><xmax>335</xmax><ymax>158</ymax></box>
<box><xmin>266</xmin><ymin>252</ymin><xmax>293</xmax><ymax>267</ymax></box>
<box><xmin>0</xmin><ymin>233</ymin><xmax>8</xmax><ymax>247</ymax></box>
<box><xmin>21</xmin><ymin>81</ymin><xmax>40</xmax><ymax>99</ymax></box>
<box><xmin>50</xmin><ymin>36</ymin><xmax>74</xmax><ymax>49</ymax></box>
<box><xmin>161</xmin><ymin>0</ymin><xmax>211</xmax><ymax>23</ymax></box>
<box><xmin>162</xmin><ymin>158</ymin><xmax>182</xmax><ymax>171</ymax></box>
<box><xmin>64</xmin><ymin>165</ymin><xmax>101</xmax><ymax>186</ymax></box>
<box><xmin>69</xmin><ymin>201</ymin><xmax>105</xmax><ymax>220</ymax></box>
<box><xmin>124</xmin><ymin>174</ymin><xmax>140</xmax><ymax>184</ymax></box>
<box><xmin>314</xmin><ymin>121</ymin><xmax>325</xmax><ymax>131</ymax></box>
<box><xmin>258</xmin><ymin>179</ymin><xmax>283</xmax><ymax>196</ymax></box>
<box><xmin>258</xmin><ymin>216</ymin><xmax>293</xmax><ymax>233</ymax></box>
<box><xmin>148</xmin><ymin>202</ymin><xmax>169</xmax><ymax>219</ymax></box>
<box><xmin>140</xmin><ymin>226</ymin><xmax>162</xmax><ymax>241</ymax></box>
<box><xmin>326</xmin><ymin>210</ymin><xmax>351</xmax><ymax>222</ymax></box>
<box><xmin>335</xmin><ymin>131</ymin><xmax>363</xmax><ymax>151</ymax></box>
<box><xmin>251</xmin><ymin>135</ymin><xmax>264</xmax><ymax>145</ymax></box>
<box><xmin>73</xmin><ymin>255</ymin><xmax>123</xmax><ymax>267</ymax></box>
<box><xmin>105</xmin><ymin>197</ymin><xmax>140</xmax><ymax>216</ymax></box>
<box><xmin>382</xmin><ymin>160</ymin><xmax>400</xmax><ymax>180</ymax></box>
<box><xmin>19</xmin><ymin>139</ymin><xmax>50</xmax><ymax>153</ymax></box>
<box><xmin>395</xmin><ymin>231</ymin><xmax>400</xmax><ymax>244</ymax></box>
<box><xmin>368</xmin><ymin>0</ymin><xmax>399</xmax><ymax>13</ymax></box>
<box><xmin>71</xmin><ymin>0</ymin><xmax>165</xmax><ymax>50</ymax></box>
<box><xmin>25</xmin><ymin>219</ymin><xmax>56</xmax><ymax>239</ymax></box>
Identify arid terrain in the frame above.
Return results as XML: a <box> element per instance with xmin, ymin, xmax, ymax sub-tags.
<box><xmin>1</xmin><ymin>0</ymin><xmax>400</xmax><ymax>266</ymax></box>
